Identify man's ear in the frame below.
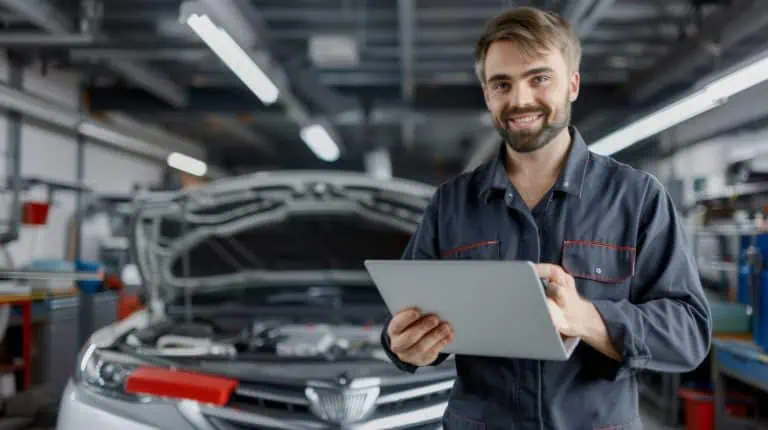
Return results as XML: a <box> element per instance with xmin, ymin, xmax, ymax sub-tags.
<box><xmin>569</xmin><ymin>71</ymin><xmax>580</xmax><ymax>103</ymax></box>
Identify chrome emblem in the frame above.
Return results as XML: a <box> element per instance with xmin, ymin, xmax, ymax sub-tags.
<box><xmin>305</xmin><ymin>377</ymin><xmax>381</xmax><ymax>424</ymax></box>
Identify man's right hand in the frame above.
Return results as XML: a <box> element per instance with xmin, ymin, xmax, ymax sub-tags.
<box><xmin>387</xmin><ymin>307</ymin><xmax>454</xmax><ymax>367</ymax></box>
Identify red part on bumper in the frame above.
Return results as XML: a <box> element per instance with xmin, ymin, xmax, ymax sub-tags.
<box><xmin>124</xmin><ymin>367</ymin><xmax>238</xmax><ymax>406</ymax></box>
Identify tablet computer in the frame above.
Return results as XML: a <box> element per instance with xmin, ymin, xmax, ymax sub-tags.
<box><xmin>364</xmin><ymin>260</ymin><xmax>580</xmax><ymax>361</ymax></box>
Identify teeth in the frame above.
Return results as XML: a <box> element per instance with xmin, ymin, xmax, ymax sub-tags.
<box><xmin>510</xmin><ymin>115</ymin><xmax>540</xmax><ymax>124</ymax></box>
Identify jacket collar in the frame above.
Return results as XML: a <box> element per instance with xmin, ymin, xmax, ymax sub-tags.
<box><xmin>478</xmin><ymin>126</ymin><xmax>590</xmax><ymax>202</ymax></box>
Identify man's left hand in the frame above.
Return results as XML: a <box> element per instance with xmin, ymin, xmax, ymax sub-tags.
<box><xmin>535</xmin><ymin>263</ymin><xmax>592</xmax><ymax>338</ymax></box>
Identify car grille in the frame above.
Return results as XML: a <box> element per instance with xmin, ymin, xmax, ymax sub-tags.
<box><xmin>200</xmin><ymin>379</ymin><xmax>453</xmax><ymax>429</ymax></box>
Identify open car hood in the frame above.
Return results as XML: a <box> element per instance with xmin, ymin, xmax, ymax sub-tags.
<box><xmin>131</xmin><ymin>171</ymin><xmax>434</xmax><ymax>304</ymax></box>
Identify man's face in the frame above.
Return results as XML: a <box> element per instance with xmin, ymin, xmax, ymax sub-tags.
<box><xmin>481</xmin><ymin>41</ymin><xmax>580</xmax><ymax>153</ymax></box>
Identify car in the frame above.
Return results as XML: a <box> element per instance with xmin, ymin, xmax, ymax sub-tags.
<box><xmin>56</xmin><ymin>171</ymin><xmax>455</xmax><ymax>430</ymax></box>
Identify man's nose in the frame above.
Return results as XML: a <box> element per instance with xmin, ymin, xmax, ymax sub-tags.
<box><xmin>507</xmin><ymin>83</ymin><xmax>535</xmax><ymax>108</ymax></box>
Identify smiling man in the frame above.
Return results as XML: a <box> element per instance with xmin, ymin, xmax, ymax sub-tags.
<box><xmin>381</xmin><ymin>6</ymin><xmax>712</xmax><ymax>430</ymax></box>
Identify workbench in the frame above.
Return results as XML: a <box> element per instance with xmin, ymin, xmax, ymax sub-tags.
<box><xmin>0</xmin><ymin>288</ymin><xmax>80</xmax><ymax>391</ymax></box>
<box><xmin>712</xmin><ymin>339</ymin><xmax>768</xmax><ymax>429</ymax></box>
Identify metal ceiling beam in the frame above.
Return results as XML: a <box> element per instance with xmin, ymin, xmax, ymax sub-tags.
<box><xmin>0</xmin><ymin>0</ymin><xmax>187</xmax><ymax>107</ymax></box>
<box><xmin>575</xmin><ymin>0</ymin><xmax>616</xmax><ymax>37</ymax></box>
<box><xmin>563</xmin><ymin>0</ymin><xmax>595</xmax><ymax>26</ymax></box>
<box><xmin>622</xmin><ymin>0</ymin><xmax>768</xmax><ymax>103</ymax></box>
<box><xmin>398</xmin><ymin>0</ymin><xmax>415</xmax><ymax>150</ymax></box>
<box><xmin>0</xmin><ymin>32</ymin><xmax>94</xmax><ymax>45</ymax></box>
<box><xmin>0</xmin><ymin>0</ymin><xmax>72</xmax><ymax>33</ymax></box>
<box><xmin>189</xmin><ymin>0</ymin><xmax>347</xmax><ymax>152</ymax></box>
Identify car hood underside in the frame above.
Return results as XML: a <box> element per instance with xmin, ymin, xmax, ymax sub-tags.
<box><xmin>131</xmin><ymin>171</ymin><xmax>434</xmax><ymax>303</ymax></box>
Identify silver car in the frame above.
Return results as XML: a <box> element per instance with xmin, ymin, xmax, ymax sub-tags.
<box><xmin>56</xmin><ymin>171</ymin><xmax>454</xmax><ymax>430</ymax></box>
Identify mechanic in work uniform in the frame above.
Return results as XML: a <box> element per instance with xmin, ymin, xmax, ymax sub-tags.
<box><xmin>380</xmin><ymin>6</ymin><xmax>712</xmax><ymax>430</ymax></box>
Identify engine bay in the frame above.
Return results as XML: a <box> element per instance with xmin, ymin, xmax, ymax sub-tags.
<box><xmin>123</xmin><ymin>318</ymin><xmax>388</xmax><ymax>362</ymax></box>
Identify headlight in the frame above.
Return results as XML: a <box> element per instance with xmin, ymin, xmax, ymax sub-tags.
<box><xmin>75</xmin><ymin>344</ymin><xmax>143</xmax><ymax>400</ymax></box>
<box><xmin>75</xmin><ymin>344</ymin><xmax>239</xmax><ymax>406</ymax></box>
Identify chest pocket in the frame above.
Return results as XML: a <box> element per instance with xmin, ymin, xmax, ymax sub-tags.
<box><xmin>440</xmin><ymin>240</ymin><xmax>501</xmax><ymax>260</ymax></box>
<box><xmin>561</xmin><ymin>240</ymin><xmax>635</xmax><ymax>300</ymax></box>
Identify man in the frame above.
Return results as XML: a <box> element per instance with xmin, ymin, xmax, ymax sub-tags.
<box><xmin>380</xmin><ymin>6</ymin><xmax>712</xmax><ymax>430</ymax></box>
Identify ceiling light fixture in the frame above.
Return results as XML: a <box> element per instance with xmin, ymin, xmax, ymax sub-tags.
<box><xmin>590</xmin><ymin>51</ymin><xmax>768</xmax><ymax>156</ymax></box>
<box><xmin>167</xmin><ymin>152</ymin><xmax>208</xmax><ymax>177</ymax></box>
<box><xmin>300</xmin><ymin>124</ymin><xmax>340</xmax><ymax>162</ymax></box>
<box><xmin>185</xmin><ymin>13</ymin><xmax>279</xmax><ymax>105</ymax></box>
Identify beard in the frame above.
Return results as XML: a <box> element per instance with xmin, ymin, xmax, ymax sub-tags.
<box><xmin>494</xmin><ymin>95</ymin><xmax>571</xmax><ymax>153</ymax></box>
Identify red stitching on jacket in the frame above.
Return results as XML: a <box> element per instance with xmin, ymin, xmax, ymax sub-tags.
<box><xmin>441</xmin><ymin>240</ymin><xmax>499</xmax><ymax>258</ymax></box>
<box><xmin>563</xmin><ymin>240</ymin><xmax>636</xmax><ymax>253</ymax></box>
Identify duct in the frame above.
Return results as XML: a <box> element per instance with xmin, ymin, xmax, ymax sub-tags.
<box><xmin>623</xmin><ymin>0</ymin><xmax>768</xmax><ymax>103</ymax></box>
<box><xmin>182</xmin><ymin>0</ymin><xmax>347</xmax><ymax>151</ymax></box>
<box><xmin>0</xmin><ymin>0</ymin><xmax>188</xmax><ymax>108</ymax></box>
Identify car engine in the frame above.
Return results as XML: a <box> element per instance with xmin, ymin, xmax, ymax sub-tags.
<box><xmin>124</xmin><ymin>319</ymin><xmax>387</xmax><ymax>361</ymax></box>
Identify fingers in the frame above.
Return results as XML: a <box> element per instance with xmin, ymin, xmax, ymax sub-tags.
<box><xmin>389</xmin><ymin>314</ymin><xmax>441</xmax><ymax>353</ymax></box>
<box><xmin>536</xmin><ymin>263</ymin><xmax>576</xmax><ymax>304</ymax></box>
<box><xmin>388</xmin><ymin>307</ymin><xmax>422</xmax><ymax>336</ymax></box>
<box><xmin>535</xmin><ymin>263</ymin><xmax>571</xmax><ymax>286</ymax></box>
<box><xmin>399</xmin><ymin>323</ymin><xmax>454</xmax><ymax>365</ymax></box>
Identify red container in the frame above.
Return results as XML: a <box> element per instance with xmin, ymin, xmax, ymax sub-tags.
<box><xmin>679</xmin><ymin>388</ymin><xmax>751</xmax><ymax>430</ymax></box>
<box><xmin>21</xmin><ymin>202</ymin><xmax>49</xmax><ymax>225</ymax></box>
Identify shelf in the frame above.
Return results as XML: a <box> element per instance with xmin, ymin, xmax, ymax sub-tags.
<box><xmin>699</xmin><ymin>261</ymin><xmax>739</xmax><ymax>272</ymax></box>
<box><xmin>695</xmin><ymin>182</ymin><xmax>768</xmax><ymax>203</ymax></box>
<box><xmin>0</xmin><ymin>269</ymin><xmax>102</xmax><ymax>282</ymax></box>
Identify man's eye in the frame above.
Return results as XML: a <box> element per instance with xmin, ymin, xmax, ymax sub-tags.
<box><xmin>533</xmin><ymin>76</ymin><xmax>550</xmax><ymax>85</ymax></box>
<box><xmin>492</xmin><ymin>82</ymin><xmax>509</xmax><ymax>91</ymax></box>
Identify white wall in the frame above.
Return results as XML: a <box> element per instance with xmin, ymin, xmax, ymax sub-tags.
<box><xmin>0</xmin><ymin>57</ymin><xmax>164</xmax><ymax>266</ymax></box>
<box><xmin>83</xmin><ymin>143</ymin><xmax>162</xmax><ymax>193</ymax></box>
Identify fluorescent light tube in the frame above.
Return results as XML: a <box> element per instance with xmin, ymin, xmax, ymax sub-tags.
<box><xmin>186</xmin><ymin>13</ymin><xmax>279</xmax><ymax>105</ymax></box>
<box><xmin>300</xmin><ymin>124</ymin><xmax>340</xmax><ymax>162</ymax></box>
<box><xmin>167</xmin><ymin>152</ymin><xmax>208</xmax><ymax>177</ymax></box>
<box><xmin>590</xmin><ymin>51</ymin><xmax>768</xmax><ymax>156</ymax></box>
<box><xmin>589</xmin><ymin>90</ymin><xmax>720</xmax><ymax>156</ymax></box>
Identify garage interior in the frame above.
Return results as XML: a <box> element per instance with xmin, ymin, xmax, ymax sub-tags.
<box><xmin>0</xmin><ymin>0</ymin><xmax>766</xmax><ymax>428</ymax></box>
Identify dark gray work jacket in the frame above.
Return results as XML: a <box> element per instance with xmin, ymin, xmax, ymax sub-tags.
<box><xmin>381</xmin><ymin>127</ymin><xmax>712</xmax><ymax>430</ymax></box>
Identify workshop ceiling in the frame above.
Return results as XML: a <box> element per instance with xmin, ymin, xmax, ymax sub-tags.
<box><xmin>0</xmin><ymin>0</ymin><xmax>767</xmax><ymax>179</ymax></box>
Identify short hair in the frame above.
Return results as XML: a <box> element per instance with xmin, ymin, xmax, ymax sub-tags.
<box><xmin>474</xmin><ymin>7</ymin><xmax>582</xmax><ymax>83</ymax></box>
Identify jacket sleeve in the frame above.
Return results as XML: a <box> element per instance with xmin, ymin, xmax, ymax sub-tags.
<box><xmin>380</xmin><ymin>189</ymin><xmax>451</xmax><ymax>373</ymax></box>
<box><xmin>589</xmin><ymin>178</ymin><xmax>712</xmax><ymax>380</ymax></box>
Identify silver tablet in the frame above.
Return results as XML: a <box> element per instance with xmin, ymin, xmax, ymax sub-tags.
<box><xmin>364</xmin><ymin>260</ymin><xmax>580</xmax><ymax>361</ymax></box>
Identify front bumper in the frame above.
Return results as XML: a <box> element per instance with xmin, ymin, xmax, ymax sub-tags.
<box><xmin>56</xmin><ymin>379</ymin><xmax>445</xmax><ymax>430</ymax></box>
<box><xmin>56</xmin><ymin>380</ymin><xmax>195</xmax><ymax>430</ymax></box>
